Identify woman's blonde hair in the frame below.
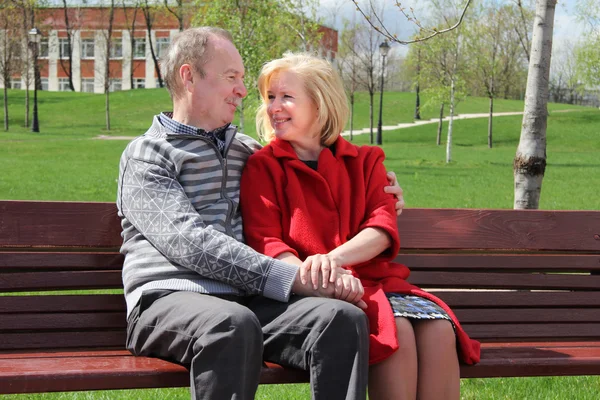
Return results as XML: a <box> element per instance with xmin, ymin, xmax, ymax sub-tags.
<box><xmin>256</xmin><ymin>53</ymin><xmax>349</xmax><ymax>146</ymax></box>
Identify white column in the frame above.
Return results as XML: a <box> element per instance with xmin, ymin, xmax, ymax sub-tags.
<box><xmin>122</xmin><ymin>30</ymin><xmax>132</xmax><ymax>90</ymax></box>
<box><xmin>94</xmin><ymin>30</ymin><xmax>106</xmax><ymax>94</ymax></box>
<box><xmin>145</xmin><ymin>30</ymin><xmax>156</xmax><ymax>89</ymax></box>
<box><xmin>48</xmin><ymin>30</ymin><xmax>59</xmax><ymax>91</ymax></box>
<box><xmin>72</xmin><ymin>30</ymin><xmax>81</xmax><ymax>92</ymax></box>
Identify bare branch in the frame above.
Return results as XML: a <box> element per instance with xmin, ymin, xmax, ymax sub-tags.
<box><xmin>351</xmin><ymin>0</ymin><xmax>472</xmax><ymax>44</ymax></box>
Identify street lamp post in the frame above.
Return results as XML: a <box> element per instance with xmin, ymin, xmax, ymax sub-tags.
<box><xmin>28</xmin><ymin>27</ymin><xmax>41</xmax><ymax>133</ymax></box>
<box><xmin>376</xmin><ymin>40</ymin><xmax>390</xmax><ymax>145</ymax></box>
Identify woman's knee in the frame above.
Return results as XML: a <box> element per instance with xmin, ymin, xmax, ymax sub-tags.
<box><xmin>414</xmin><ymin>319</ymin><xmax>456</xmax><ymax>349</ymax></box>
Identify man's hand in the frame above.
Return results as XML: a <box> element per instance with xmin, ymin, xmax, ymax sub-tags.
<box><xmin>291</xmin><ymin>269</ymin><xmax>366</xmax><ymax>309</ymax></box>
<box><xmin>385</xmin><ymin>171</ymin><xmax>405</xmax><ymax>216</ymax></box>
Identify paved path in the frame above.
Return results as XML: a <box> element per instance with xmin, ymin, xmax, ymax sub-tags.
<box><xmin>340</xmin><ymin>111</ymin><xmax>524</xmax><ymax>137</ymax></box>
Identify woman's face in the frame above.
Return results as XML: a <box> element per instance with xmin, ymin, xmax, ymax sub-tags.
<box><xmin>266</xmin><ymin>71</ymin><xmax>320</xmax><ymax>146</ymax></box>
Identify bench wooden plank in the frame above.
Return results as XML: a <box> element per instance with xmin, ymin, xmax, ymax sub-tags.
<box><xmin>431</xmin><ymin>291</ymin><xmax>600</xmax><ymax>308</ymax></box>
<box><xmin>397</xmin><ymin>254</ymin><xmax>600</xmax><ymax>271</ymax></box>
<box><xmin>0</xmin><ymin>201</ymin><xmax>121</xmax><ymax>248</ymax></box>
<box><xmin>0</xmin><ymin>252</ymin><xmax>123</xmax><ymax>269</ymax></box>
<box><xmin>0</xmin><ymin>271</ymin><xmax>123</xmax><ymax>292</ymax></box>
<box><xmin>397</xmin><ymin>209</ymin><xmax>600</xmax><ymax>252</ymax></box>
<box><xmin>409</xmin><ymin>271</ymin><xmax>600</xmax><ymax>290</ymax></box>
<box><xmin>0</xmin><ymin>295</ymin><xmax>125</xmax><ymax>313</ymax></box>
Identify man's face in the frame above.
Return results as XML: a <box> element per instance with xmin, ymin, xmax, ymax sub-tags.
<box><xmin>190</xmin><ymin>37</ymin><xmax>247</xmax><ymax>131</ymax></box>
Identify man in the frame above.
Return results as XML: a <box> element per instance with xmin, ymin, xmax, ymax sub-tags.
<box><xmin>117</xmin><ymin>27</ymin><xmax>404</xmax><ymax>400</ymax></box>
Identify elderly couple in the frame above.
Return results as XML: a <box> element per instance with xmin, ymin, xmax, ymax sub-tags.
<box><xmin>117</xmin><ymin>27</ymin><xmax>479</xmax><ymax>400</ymax></box>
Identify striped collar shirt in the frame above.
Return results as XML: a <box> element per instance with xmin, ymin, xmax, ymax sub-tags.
<box><xmin>159</xmin><ymin>112</ymin><xmax>229</xmax><ymax>154</ymax></box>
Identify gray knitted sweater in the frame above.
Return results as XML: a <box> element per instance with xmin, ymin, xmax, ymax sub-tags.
<box><xmin>117</xmin><ymin>116</ymin><xmax>298</xmax><ymax>317</ymax></box>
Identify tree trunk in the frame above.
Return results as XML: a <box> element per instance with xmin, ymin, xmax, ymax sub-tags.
<box><xmin>369</xmin><ymin>92</ymin><xmax>374</xmax><ymax>144</ymax></box>
<box><xmin>105</xmin><ymin>90</ymin><xmax>111</xmax><ymax>131</ymax></box>
<box><xmin>446</xmin><ymin>78</ymin><xmax>456</xmax><ymax>163</ymax></box>
<box><xmin>437</xmin><ymin>103</ymin><xmax>444</xmax><ymax>146</ymax></box>
<box><xmin>239</xmin><ymin>98</ymin><xmax>245</xmax><ymax>132</ymax></box>
<box><xmin>3</xmin><ymin>87</ymin><xmax>8</xmax><ymax>131</ymax></box>
<box><xmin>349</xmin><ymin>92</ymin><xmax>354</xmax><ymax>141</ymax></box>
<box><xmin>414</xmin><ymin>82</ymin><xmax>421</xmax><ymax>120</ymax></box>
<box><xmin>488</xmin><ymin>96</ymin><xmax>493</xmax><ymax>148</ymax></box>
<box><xmin>513</xmin><ymin>0</ymin><xmax>556</xmax><ymax>209</ymax></box>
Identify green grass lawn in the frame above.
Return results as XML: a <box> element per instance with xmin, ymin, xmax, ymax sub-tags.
<box><xmin>1</xmin><ymin>89</ymin><xmax>599</xmax><ymax>398</ymax></box>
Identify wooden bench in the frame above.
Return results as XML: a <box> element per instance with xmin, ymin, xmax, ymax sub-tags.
<box><xmin>1</xmin><ymin>200</ymin><xmax>599</xmax><ymax>394</ymax></box>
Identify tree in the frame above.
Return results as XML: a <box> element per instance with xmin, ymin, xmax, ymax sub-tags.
<box><xmin>337</xmin><ymin>20</ymin><xmax>362</xmax><ymax>140</ymax></box>
<box><xmin>417</xmin><ymin>0</ymin><xmax>467</xmax><ymax>162</ymax></box>
<box><xmin>56</xmin><ymin>0</ymin><xmax>83</xmax><ymax>91</ymax></box>
<box><xmin>120</xmin><ymin>0</ymin><xmax>142</xmax><ymax>90</ymax></box>
<box><xmin>0</xmin><ymin>2</ymin><xmax>22</xmax><ymax>131</ymax></box>
<box><xmin>574</xmin><ymin>0</ymin><xmax>600</xmax><ymax>88</ymax></box>
<box><xmin>12</xmin><ymin>0</ymin><xmax>37</xmax><ymax>128</ymax></box>
<box><xmin>513</xmin><ymin>0</ymin><xmax>557</xmax><ymax>209</ymax></box>
<box><xmin>196</xmin><ymin>0</ymin><xmax>319</xmax><ymax>133</ymax></box>
<box><xmin>141</xmin><ymin>0</ymin><xmax>163</xmax><ymax>88</ymax></box>
<box><xmin>97</xmin><ymin>0</ymin><xmax>116</xmax><ymax>130</ymax></box>
<box><xmin>465</xmin><ymin>1</ymin><xmax>522</xmax><ymax>148</ymax></box>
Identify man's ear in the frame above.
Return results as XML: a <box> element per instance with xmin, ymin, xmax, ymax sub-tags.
<box><xmin>179</xmin><ymin>64</ymin><xmax>194</xmax><ymax>93</ymax></box>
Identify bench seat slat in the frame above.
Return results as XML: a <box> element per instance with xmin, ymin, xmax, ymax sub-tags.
<box><xmin>409</xmin><ymin>271</ymin><xmax>600</xmax><ymax>290</ymax></box>
<box><xmin>3</xmin><ymin>343</ymin><xmax>600</xmax><ymax>394</ymax></box>
<box><xmin>0</xmin><ymin>312</ymin><xmax>125</xmax><ymax>331</ymax></box>
<box><xmin>455</xmin><ymin>308</ymin><xmax>600</xmax><ymax>323</ymax></box>
<box><xmin>396</xmin><ymin>254</ymin><xmax>600</xmax><ymax>271</ymax></box>
<box><xmin>0</xmin><ymin>271</ymin><xmax>123</xmax><ymax>292</ymax></box>
<box><xmin>430</xmin><ymin>291</ymin><xmax>600</xmax><ymax>308</ymax></box>
<box><xmin>0</xmin><ymin>331</ymin><xmax>126</xmax><ymax>351</ymax></box>
<box><xmin>464</xmin><ymin>323</ymin><xmax>600</xmax><ymax>340</ymax></box>
<box><xmin>0</xmin><ymin>252</ymin><xmax>123</xmax><ymax>269</ymax></box>
<box><xmin>0</xmin><ymin>295</ymin><xmax>125</xmax><ymax>313</ymax></box>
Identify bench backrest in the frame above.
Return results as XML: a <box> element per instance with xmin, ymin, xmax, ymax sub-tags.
<box><xmin>1</xmin><ymin>201</ymin><xmax>599</xmax><ymax>352</ymax></box>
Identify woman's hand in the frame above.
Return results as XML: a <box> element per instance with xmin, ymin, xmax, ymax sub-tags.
<box><xmin>385</xmin><ymin>171</ymin><xmax>405</xmax><ymax>216</ymax></box>
<box><xmin>300</xmin><ymin>253</ymin><xmax>344</xmax><ymax>290</ymax></box>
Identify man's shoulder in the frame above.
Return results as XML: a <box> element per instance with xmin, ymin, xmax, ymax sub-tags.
<box><xmin>233</xmin><ymin>131</ymin><xmax>263</xmax><ymax>154</ymax></box>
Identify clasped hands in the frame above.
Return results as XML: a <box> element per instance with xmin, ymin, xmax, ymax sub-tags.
<box><xmin>291</xmin><ymin>253</ymin><xmax>367</xmax><ymax>309</ymax></box>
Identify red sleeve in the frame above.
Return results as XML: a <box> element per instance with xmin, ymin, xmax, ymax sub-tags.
<box><xmin>358</xmin><ymin>146</ymin><xmax>400</xmax><ymax>259</ymax></box>
<box><xmin>240</xmin><ymin>151</ymin><xmax>299</xmax><ymax>259</ymax></box>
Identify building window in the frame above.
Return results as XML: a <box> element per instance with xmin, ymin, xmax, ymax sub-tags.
<box><xmin>81</xmin><ymin>78</ymin><xmax>95</xmax><ymax>93</ymax></box>
<box><xmin>39</xmin><ymin>38</ymin><xmax>49</xmax><ymax>58</ymax></box>
<box><xmin>110</xmin><ymin>40</ymin><xmax>123</xmax><ymax>59</ymax></box>
<box><xmin>133</xmin><ymin>78</ymin><xmax>145</xmax><ymax>89</ymax></box>
<box><xmin>133</xmin><ymin>38</ymin><xmax>146</xmax><ymax>59</ymax></box>
<box><xmin>59</xmin><ymin>38</ymin><xmax>71</xmax><ymax>59</ymax></box>
<box><xmin>109</xmin><ymin>78</ymin><xmax>122</xmax><ymax>92</ymax></box>
<box><xmin>11</xmin><ymin>79</ymin><xmax>22</xmax><ymax>89</ymax></box>
<box><xmin>41</xmin><ymin>78</ymin><xmax>48</xmax><ymax>91</ymax></box>
<box><xmin>81</xmin><ymin>39</ymin><xmax>95</xmax><ymax>59</ymax></box>
<box><xmin>58</xmin><ymin>78</ymin><xmax>70</xmax><ymax>91</ymax></box>
<box><xmin>155</xmin><ymin>37</ymin><xmax>170</xmax><ymax>58</ymax></box>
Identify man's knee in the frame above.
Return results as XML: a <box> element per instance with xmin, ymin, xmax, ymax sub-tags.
<box><xmin>321</xmin><ymin>300</ymin><xmax>369</xmax><ymax>339</ymax></box>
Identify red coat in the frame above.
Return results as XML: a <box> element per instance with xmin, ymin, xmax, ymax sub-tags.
<box><xmin>240</xmin><ymin>137</ymin><xmax>480</xmax><ymax>365</ymax></box>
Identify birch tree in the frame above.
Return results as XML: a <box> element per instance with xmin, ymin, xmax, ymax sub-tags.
<box><xmin>513</xmin><ymin>0</ymin><xmax>556</xmax><ymax>209</ymax></box>
<box><xmin>97</xmin><ymin>0</ymin><xmax>116</xmax><ymax>131</ymax></box>
<box><xmin>120</xmin><ymin>0</ymin><xmax>141</xmax><ymax>89</ymax></box>
<box><xmin>337</xmin><ymin>20</ymin><xmax>362</xmax><ymax>140</ymax></box>
<box><xmin>0</xmin><ymin>2</ymin><xmax>21</xmax><ymax>131</ymax></box>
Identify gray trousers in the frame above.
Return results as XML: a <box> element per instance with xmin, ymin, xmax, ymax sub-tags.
<box><xmin>126</xmin><ymin>290</ymin><xmax>369</xmax><ymax>400</ymax></box>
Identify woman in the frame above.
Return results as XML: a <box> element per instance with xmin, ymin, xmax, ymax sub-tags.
<box><xmin>240</xmin><ymin>53</ymin><xmax>480</xmax><ymax>400</ymax></box>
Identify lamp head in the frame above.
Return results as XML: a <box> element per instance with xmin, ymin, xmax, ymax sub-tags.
<box><xmin>379</xmin><ymin>40</ymin><xmax>390</xmax><ymax>57</ymax></box>
<box><xmin>28</xmin><ymin>27</ymin><xmax>41</xmax><ymax>44</ymax></box>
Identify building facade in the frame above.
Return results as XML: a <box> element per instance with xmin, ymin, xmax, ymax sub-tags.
<box><xmin>2</xmin><ymin>5</ymin><xmax>338</xmax><ymax>93</ymax></box>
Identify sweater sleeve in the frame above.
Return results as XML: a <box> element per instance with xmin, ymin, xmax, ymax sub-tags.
<box><xmin>240</xmin><ymin>153</ymin><xmax>299</xmax><ymax>259</ymax></box>
<box><xmin>118</xmin><ymin>145</ymin><xmax>298</xmax><ymax>302</ymax></box>
<box><xmin>358</xmin><ymin>147</ymin><xmax>401</xmax><ymax>259</ymax></box>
